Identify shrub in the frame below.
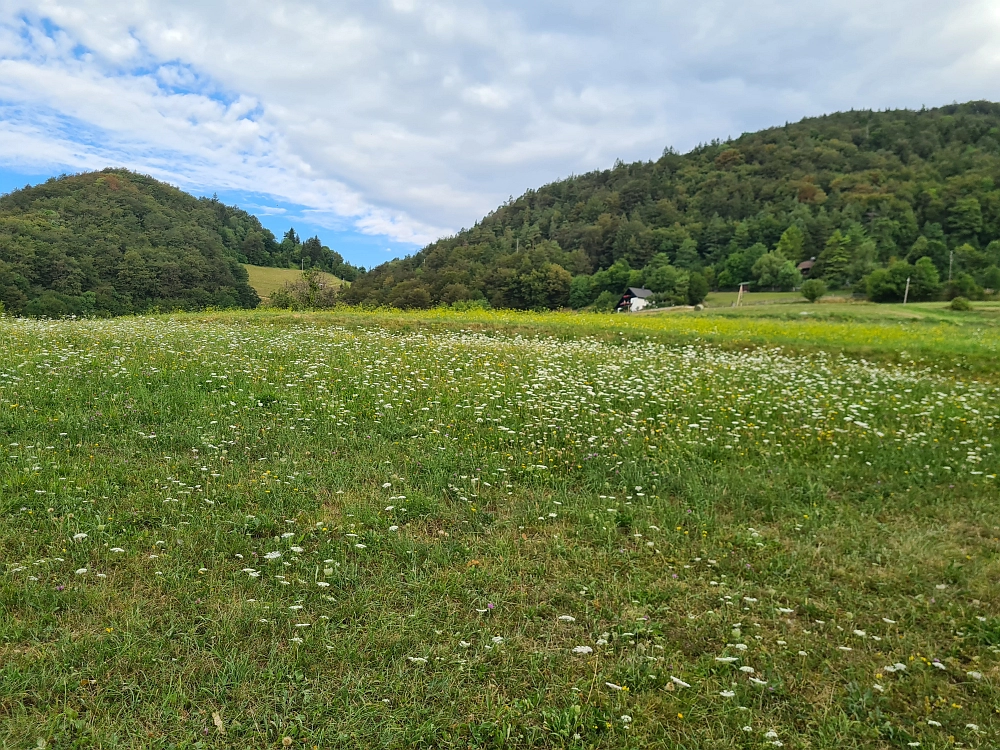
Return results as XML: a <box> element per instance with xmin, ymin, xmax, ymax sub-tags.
<box><xmin>910</xmin><ymin>256</ymin><xmax>942</xmax><ymax>301</ymax></box>
<box><xmin>267</xmin><ymin>269</ymin><xmax>340</xmax><ymax>310</ymax></box>
<box><xmin>687</xmin><ymin>272</ymin><xmax>709</xmax><ymax>305</ymax></box>
<box><xmin>800</xmin><ymin>278</ymin><xmax>827</xmax><ymax>303</ymax></box>
<box><xmin>865</xmin><ymin>268</ymin><xmax>900</xmax><ymax>302</ymax></box>
<box><xmin>948</xmin><ymin>296</ymin><xmax>972</xmax><ymax>311</ymax></box>
<box><xmin>945</xmin><ymin>273</ymin><xmax>983</xmax><ymax>301</ymax></box>
<box><xmin>594</xmin><ymin>290</ymin><xmax>619</xmax><ymax>311</ymax></box>
<box><xmin>386</xmin><ymin>280</ymin><xmax>432</xmax><ymax>309</ymax></box>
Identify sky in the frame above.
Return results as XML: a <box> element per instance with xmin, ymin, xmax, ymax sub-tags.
<box><xmin>1</xmin><ymin>1</ymin><xmax>1000</xmax><ymax>268</ymax></box>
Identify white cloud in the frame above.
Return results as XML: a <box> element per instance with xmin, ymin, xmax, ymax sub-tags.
<box><xmin>0</xmin><ymin>1</ymin><xmax>999</xmax><ymax>249</ymax></box>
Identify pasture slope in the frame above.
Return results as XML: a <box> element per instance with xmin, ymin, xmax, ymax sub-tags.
<box><xmin>0</xmin><ymin>303</ymin><xmax>998</xmax><ymax>749</ymax></box>
<box><xmin>243</xmin><ymin>265</ymin><xmax>343</xmax><ymax>301</ymax></box>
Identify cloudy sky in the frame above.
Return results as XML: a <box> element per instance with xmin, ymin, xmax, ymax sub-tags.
<box><xmin>1</xmin><ymin>1</ymin><xmax>999</xmax><ymax>266</ymax></box>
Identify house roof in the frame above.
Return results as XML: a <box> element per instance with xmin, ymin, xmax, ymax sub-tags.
<box><xmin>627</xmin><ymin>287</ymin><xmax>653</xmax><ymax>298</ymax></box>
<box><xmin>797</xmin><ymin>260</ymin><xmax>815</xmax><ymax>270</ymax></box>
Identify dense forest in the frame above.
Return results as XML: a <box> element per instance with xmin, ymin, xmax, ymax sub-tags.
<box><xmin>343</xmin><ymin>101</ymin><xmax>1000</xmax><ymax>309</ymax></box>
<box><xmin>0</xmin><ymin>169</ymin><xmax>362</xmax><ymax>316</ymax></box>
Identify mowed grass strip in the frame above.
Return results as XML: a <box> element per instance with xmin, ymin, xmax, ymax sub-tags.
<box><xmin>0</xmin><ymin>310</ymin><xmax>997</xmax><ymax>749</ymax></box>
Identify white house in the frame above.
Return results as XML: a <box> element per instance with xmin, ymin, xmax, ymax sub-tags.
<box><xmin>616</xmin><ymin>287</ymin><xmax>653</xmax><ymax>312</ymax></box>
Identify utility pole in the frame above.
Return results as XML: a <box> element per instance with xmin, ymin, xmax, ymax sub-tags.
<box><xmin>949</xmin><ymin>250</ymin><xmax>954</xmax><ymax>282</ymax></box>
<box><xmin>903</xmin><ymin>276</ymin><xmax>911</xmax><ymax>304</ymax></box>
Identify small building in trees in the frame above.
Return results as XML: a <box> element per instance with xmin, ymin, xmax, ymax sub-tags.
<box><xmin>796</xmin><ymin>258</ymin><xmax>816</xmax><ymax>278</ymax></box>
<box><xmin>616</xmin><ymin>287</ymin><xmax>653</xmax><ymax>312</ymax></box>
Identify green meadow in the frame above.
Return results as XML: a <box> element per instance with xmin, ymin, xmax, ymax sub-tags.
<box><xmin>1</xmin><ymin>305</ymin><xmax>998</xmax><ymax>749</ymax></box>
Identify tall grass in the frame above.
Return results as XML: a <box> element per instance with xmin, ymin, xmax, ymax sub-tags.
<box><xmin>0</xmin><ymin>310</ymin><xmax>997</xmax><ymax>748</ymax></box>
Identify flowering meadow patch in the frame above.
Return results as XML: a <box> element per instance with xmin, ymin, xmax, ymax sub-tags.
<box><xmin>0</xmin><ymin>309</ymin><xmax>998</xmax><ymax>748</ymax></box>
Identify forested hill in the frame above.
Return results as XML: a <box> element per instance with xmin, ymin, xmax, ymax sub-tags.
<box><xmin>343</xmin><ymin>101</ymin><xmax>1000</xmax><ymax>309</ymax></box>
<box><xmin>0</xmin><ymin>169</ymin><xmax>361</xmax><ymax>316</ymax></box>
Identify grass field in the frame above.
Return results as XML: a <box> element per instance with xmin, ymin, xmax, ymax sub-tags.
<box><xmin>243</xmin><ymin>266</ymin><xmax>342</xmax><ymax>300</ymax></box>
<box><xmin>1</xmin><ymin>306</ymin><xmax>999</xmax><ymax>748</ymax></box>
<box><xmin>703</xmin><ymin>291</ymin><xmax>808</xmax><ymax>307</ymax></box>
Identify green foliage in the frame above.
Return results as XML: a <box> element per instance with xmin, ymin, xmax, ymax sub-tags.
<box><xmin>816</xmin><ymin>230</ymin><xmax>851</xmax><ymax>288</ymax></box>
<box><xmin>449</xmin><ymin>298</ymin><xmax>491</xmax><ymax>311</ymax></box>
<box><xmin>645</xmin><ymin>258</ymin><xmax>690</xmax><ymax>305</ymax></box>
<box><xmin>982</xmin><ymin>265</ymin><xmax>1000</xmax><ymax>292</ymax></box>
<box><xmin>569</xmin><ymin>274</ymin><xmax>594</xmax><ymax>308</ymax></box>
<box><xmin>687</xmin><ymin>271</ymin><xmax>709</xmax><ymax>305</ymax></box>
<box><xmin>865</xmin><ymin>257</ymin><xmax>940</xmax><ymax>303</ymax></box>
<box><xmin>266</xmin><ymin>269</ymin><xmax>340</xmax><ymax>310</ymax></box>
<box><xmin>945</xmin><ymin>272</ymin><xmax>983</xmax><ymax>300</ymax></box>
<box><xmin>387</xmin><ymin>280</ymin><xmax>433</xmax><ymax>309</ymax></box>
<box><xmin>910</xmin><ymin>256</ymin><xmax>942</xmax><ymax>300</ymax></box>
<box><xmin>866</xmin><ymin>264</ymin><xmax>905</xmax><ymax>303</ymax></box>
<box><xmin>0</xmin><ymin>170</ymin><xmax>264</xmax><ymax>316</ymax></box>
<box><xmin>0</xmin><ymin>170</ymin><xmax>363</xmax><ymax>317</ymax></box>
<box><xmin>344</xmin><ymin>101</ymin><xmax>1000</xmax><ymax>309</ymax></box>
<box><xmin>800</xmin><ymin>278</ymin><xmax>827</xmax><ymax>302</ymax></box>
<box><xmin>775</xmin><ymin>224</ymin><xmax>806</xmax><ymax>262</ymax></box>
<box><xmin>593</xmin><ymin>290</ymin><xmax>618</xmax><ymax>311</ymax></box>
<box><xmin>948</xmin><ymin>296</ymin><xmax>972</xmax><ymax>310</ymax></box>
<box><xmin>751</xmin><ymin>251</ymin><xmax>801</xmax><ymax>291</ymax></box>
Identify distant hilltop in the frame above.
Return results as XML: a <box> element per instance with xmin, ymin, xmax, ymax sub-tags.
<box><xmin>343</xmin><ymin>101</ymin><xmax>1000</xmax><ymax>310</ymax></box>
<box><xmin>0</xmin><ymin>169</ymin><xmax>361</xmax><ymax>317</ymax></box>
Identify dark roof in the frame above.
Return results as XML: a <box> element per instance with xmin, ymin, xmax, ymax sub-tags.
<box><xmin>627</xmin><ymin>287</ymin><xmax>653</xmax><ymax>298</ymax></box>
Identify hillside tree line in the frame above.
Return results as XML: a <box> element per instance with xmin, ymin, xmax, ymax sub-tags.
<box><xmin>344</xmin><ymin>101</ymin><xmax>1000</xmax><ymax>309</ymax></box>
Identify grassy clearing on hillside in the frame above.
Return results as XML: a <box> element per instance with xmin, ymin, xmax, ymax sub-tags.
<box><xmin>703</xmin><ymin>292</ymin><xmax>805</xmax><ymax>307</ymax></box>
<box><xmin>1</xmin><ymin>309</ymin><xmax>998</xmax><ymax>749</ymax></box>
<box><xmin>244</xmin><ymin>266</ymin><xmax>342</xmax><ymax>299</ymax></box>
